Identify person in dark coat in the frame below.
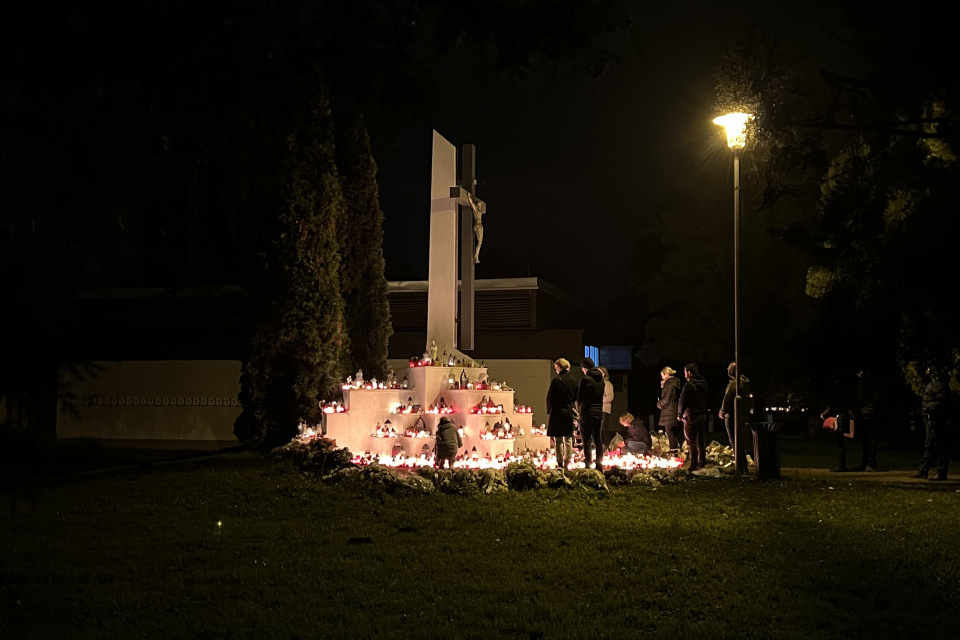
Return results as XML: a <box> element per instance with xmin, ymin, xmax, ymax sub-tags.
<box><xmin>657</xmin><ymin>366</ymin><xmax>683</xmax><ymax>454</ymax></box>
<box><xmin>618</xmin><ymin>412</ymin><xmax>652</xmax><ymax>455</ymax></box>
<box><xmin>576</xmin><ymin>357</ymin><xmax>606</xmax><ymax>470</ymax></box>
<box><xmin>677</xmin><ymin>362</ymin><xmax>708</xmax><ymax>471</ymax></box>
<box><xmin>718</xmin><ymin>361</ymin><xmax>750</xmax><ymax>471</ymax></box>
<box><xmin>546</xmin><ymin>357</ymin><xmax>579</xmax><ymax>469</ymax></box>
<box><xmin>913</xmin><ymin>365</ymin><xmax>953</xmax><ymax>481</ymax></box>
<box><xmin>434</xmin><ymin>417</ymin><xmax>462</xmax><ymax>469</ymax></box>
<box><xmin>851</xmin><ymin>369</ymin><xmax>879</xmax><ymax>471</ymax></box>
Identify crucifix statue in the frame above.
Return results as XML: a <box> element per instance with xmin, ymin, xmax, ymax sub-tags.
<box><xmin>426</xmin><ymin>131</ymin><xmax>487</xmax><ymax>357</ymax></box>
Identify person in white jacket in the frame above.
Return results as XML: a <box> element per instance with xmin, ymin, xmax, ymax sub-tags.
<box><xmin>599</xmin><ymin>366</ymin><xmax>619</xmax><ymax>449</ymax></box>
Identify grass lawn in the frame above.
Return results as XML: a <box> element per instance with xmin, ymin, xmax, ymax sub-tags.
<box><xmin>2</xmin><ymin>452</ymin><xmax>958</xmax><ymax>640</ymax></box>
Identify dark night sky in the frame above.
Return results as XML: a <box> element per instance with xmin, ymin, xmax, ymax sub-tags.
<box><xmin>374</xmin><ymin>0</ymin><xmax>862</xmax><ymax>310</ymax></box>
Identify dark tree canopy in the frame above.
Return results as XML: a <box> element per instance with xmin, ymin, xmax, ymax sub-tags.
<box><xmin>702</xmin><ymin>8</ymin><xmax>960</xmax><ymax>402</ymax></box>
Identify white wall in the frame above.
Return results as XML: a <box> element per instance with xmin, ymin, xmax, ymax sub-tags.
<box><xmin>57</xmin><ymin>360</ymin><xmax>241</xmax><ymax>445</ymax></box>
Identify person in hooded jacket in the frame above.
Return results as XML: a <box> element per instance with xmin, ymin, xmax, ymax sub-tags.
<box><xmin>434</xmin><ymin>416</ymin><xmax>462</xmax><ymax>469</ymax></box>
<box><xmin>678</xmin><ymin>362</ymin><xmax>708</xmax><ymax>471</ymax></box>
<box><xmin>546</xmin><ymin>358</ymin><xmax>579</xmax><ymax>469</ymax></box>
<box><xmin>576</xmin><ymin>357</ymin><xmax>606</xmax><ymax>470</ymax></box>
<box><xmin>657</xmin><ymin>366</ymin><xmax>683</xmax><ymax>454</ymax></box>
<box><xmin>718</xmin><ymin>361</ymin><xmax>750</xmax><ymax>471</ymax></box>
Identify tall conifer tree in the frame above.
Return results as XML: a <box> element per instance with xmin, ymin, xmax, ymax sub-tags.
<box><xmin>336</xmin><ymin>113</ymin><xmax>393</xmax><ymax>380</ymax></box>
<box><xmin>235</xmin><ymin>91</ymin><xmax>347</xmax><ymax>447</ymax></box>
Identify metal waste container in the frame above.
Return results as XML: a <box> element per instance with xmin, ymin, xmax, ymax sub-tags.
<box><xmin>751</xmin><ymin>422</ymin><xmax>783</xmax><ymax>479</ymax></box>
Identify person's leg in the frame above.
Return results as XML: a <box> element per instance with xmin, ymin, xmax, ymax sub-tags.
<box><xmin>557</xmin><ymin>436</ymin><xmax>571</xmax><ymax>469</ymax></box>
<box><xmin>833</xmin><ymin>427</ymin><xmax>847</xmax><ymax>471</ymax></box>
<box><xmin>696</xmin><ymin>416</ymin><xmax>707</xmax><ymax>467</ymax></box>
<box><xmin>724</xmin><ymin>416</ymin><xmax>735</xmax><ymax>449</ymax></box>
<box><xmin>663</xmin><ymin>419</ymin><xmax>679</xmax><ymax>451</ymax></box>
<box><xmin>600</xmin><ymin>412</ymin><xmax>612</xmax><ymax>447</ymax></box>
<box><xmin>917</xmin><ymin>416</ymin><xmax>934</xmax><ymax>476</ymax></box>
<box><xmin>591</xmin><ymin>420</ymin><xmax>604</xmax><ymax>470</ymax></box>
<box><xmin>865</xmin><ymin>416</ymin><xmax>878</xmax><ymax>469</ymax></box>
<box><xmin>625</xmin><ymin>441</ymin><xmax>649</xmax><ymax>455</ymax></box>
<box><xmin>682</xmin><ymin>417</ymin><xmax>698</xmax><ymax>470</ymax></box>
<box><xmin>582</xmin><ymin>419</ymin><xmax>594</xmax><ymax>468</ymax></box>
<box><xmin>931</xmin><ymin>418</ymin><xmax>951</xmax><ymax>480</ymax></box>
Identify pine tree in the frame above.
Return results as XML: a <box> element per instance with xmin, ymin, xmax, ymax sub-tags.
<box><xmin>335</xmin><ymin>113</ymin><xmax>393</xmax><ymax>380</ymax></box>
<box><xmin>235</xmin><ymin>91</ymin><xmax>347</xmax><ymax>447</ymax></box>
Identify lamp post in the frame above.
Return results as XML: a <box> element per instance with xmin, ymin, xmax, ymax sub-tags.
<box><xmin>713</xmin><ymin>112</ymin><xmax>752</xmax><ymax>475</ymax></box>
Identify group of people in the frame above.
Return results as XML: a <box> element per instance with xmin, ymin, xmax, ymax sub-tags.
<box><xmin>546</xmin><ymin>357</ymin><xmax>651</xmax><ymax>470</ymax></box>
<box><xmin>547</xmin><ymin>357</ymin><xmax>719</xmax><ymax>470</ymax></box>
<box><xmin>655</xmin><ymin>363</ymin><xmax>715</xmax><ymax>472</ymax></box>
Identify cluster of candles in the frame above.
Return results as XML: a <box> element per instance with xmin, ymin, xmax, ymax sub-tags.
<box><xmin>342</xmin><ymin>381</ymin><xmax>392</xmax><ymax>390</ymax></box>
<box><xmin>514</xmin><ymin>405</ymin><xmax>532</xmax><ymax>414</ymax></box>
<box><xmin>371</xmin><ymin>422</ymin><xmax>399</xmax><ymax>438</ymax></box>
<box><xmin>410</xmin><ymin>354</ymin><xmax>482</xmax><ymax>368</ymax></box>
<box><xmin>479</xmin><ymin>420</ymin><xmax>514</xmax><ymax>440</ymax></box>
<box><xmin>321</xmin><ymin>401</ymin><xmax>347</xmax><ymax>414</ymax></box>
<box><xmin>469</xmin><ymin>397</ymin><xmax>504</xmax><ymax>414</ymax></box>
<box><xmin>348</xmin><ymin>447</ymin><xmax>684</xmax><ymax>471</ymax></box>
<box><xmin>530</xmin><ymin>424</ymin><xmax>548</xmax><ymax>436</ymax></box>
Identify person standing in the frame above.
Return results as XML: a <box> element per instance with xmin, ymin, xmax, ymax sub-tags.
<box><xmin>820</xmin><ymin>372</ymin><xmax>855</xmax><ymax>472</ymax></box>
<box><xmin>546</xmin><ymin>358</ymin><xmax>579</xmax><ymax>470</ymax></box>
<box><xmin>657</xmin><ymin>366</ymin><xmax>683</xmax><ymax>455</ymax></box>
<box><xmin>718</xmin><ymin>361</ymin><xmax>749</xmax><ymax>471</ymax></box>
<box><xmin>677</xmin><ymin>363</ymin><xmax>708</xmax><ymax>471</ymax></box>
<box><xmin>576</xmin><ymin>357</ymin><xmax>606</xmax><ymax>471</ymax></box>
<box><xmin>599</xmin><ymin>366</ymin><xmax>619</xmax><ymax>449</ymax></box>
<box><xmin>913</xmin><ymin>365</ymin><xmax>953</xmax><ymax>481</ymax></box>
<box><xmin>851</xmin><ymin>369</ymin><xmax>879</xmax><ymax>471</ymax></box>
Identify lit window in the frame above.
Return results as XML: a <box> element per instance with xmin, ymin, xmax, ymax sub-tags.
<box><xmin>583</xmin><ymin>345</ymin><xmax>598</xmax><ymax>364</ymax></box>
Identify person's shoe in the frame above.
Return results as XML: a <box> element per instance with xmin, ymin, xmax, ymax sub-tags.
<box><xmin>929</xmin><ymin>475</ymin><xmax>948</xmax><ymax>482</ymax></box>
<box><xmin>830</xmin><ymin>467</ymin><xmax>849</xmax><ymax>472</ymax></box>
<box><xmin>864</xmin><ymin>466</ymin><xmax>879</xmax><ymax>472</ymax></box>
<box><xmin>910</xmin><ymin>472</ymin><xmax>928</xmax><ymax>479</ymax></box>
<box><xmin>850</xmin><ymin>465</ymin><xmax>867</xmax><ymax>472</ymax></box>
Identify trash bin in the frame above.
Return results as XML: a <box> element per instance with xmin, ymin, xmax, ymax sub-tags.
<box><xmin>751</xmin><ymin>422</ymin><xmax>783</xmax><ymax>479</ymax></box>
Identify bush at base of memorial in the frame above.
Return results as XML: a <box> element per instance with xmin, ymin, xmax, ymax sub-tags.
<box><xmin>437</xmin><ymin>469</ymin><xmax>485</xmax><ymax>495</ymax></box>
<box><xmin>504</xmin><ymin>460</ymin><xmax>547</xmax><ymax>491</ymax></box>
<box><xmin>570</xmin><ymin>468</ymin><xmax>609</xmax><ymax>492</ymax></box>
<box><xmin>477</xmin><ymin>468</ymin><xmax>508</xmax><ymax>494</ymax></box>
<box><xmin>274</xmin><ymin>437</ymin><xmax>354</xmax><ymax>477</ymax></box>
<box><xmin>630</xmin><ymin>468</ymin><xmax>687</xmax><ymax>487</ymax></box>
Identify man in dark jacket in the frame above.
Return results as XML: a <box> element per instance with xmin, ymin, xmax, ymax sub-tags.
<box><xmin>657</xmin><ymin>366</ymin><xmax>683</xmax><ymax>454</ymax></box>
<box><xmin>546</xmin><ymin>358</ymin><xmax>579</xmax><ymax>469</ymax></box>
<box><xmin>434</xmin><ymin>417</ymin><xmax>462</xmax><ymax>469</ymax></box>
<box><xmin>678</xmin><ymin>362</ymin><xmax>708</xmax><ymax>471</ymax></box>
<box><xmin>718</xmin><ymin>361</ymin><xmax>750</xmax><ymax>471</ymax></box>
<box><xmin>913</xmin><ymin>365</ymin><xmax>953</xmax><ymax>481</ymax></box>
<box><xmin>576</xmin><ymin>357</ymin><xmax>606</xmax><ymax>470</ymax></box>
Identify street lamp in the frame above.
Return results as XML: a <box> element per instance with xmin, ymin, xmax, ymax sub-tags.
<box><xmin>713</xmin><ymin>112</ymin><xmax>752</xmax><ymax>475</ymax></box>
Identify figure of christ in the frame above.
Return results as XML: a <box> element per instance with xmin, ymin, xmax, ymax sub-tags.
<box><xmin>468</xmin><ymin>191</ymin><xmax>483</xmax><ymax>264</ymax></box>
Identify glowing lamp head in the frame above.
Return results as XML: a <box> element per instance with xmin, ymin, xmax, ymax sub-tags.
<box><xmin>713</xmin><ymin>112</ymin><xmax>752</xmax><ymax>149</ymax></box>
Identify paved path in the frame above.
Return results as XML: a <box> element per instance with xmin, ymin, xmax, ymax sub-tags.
<box><xmin>780</xmin><ymin>468</ymin><xmax>958</xmax><ymax>484</ymax></box>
